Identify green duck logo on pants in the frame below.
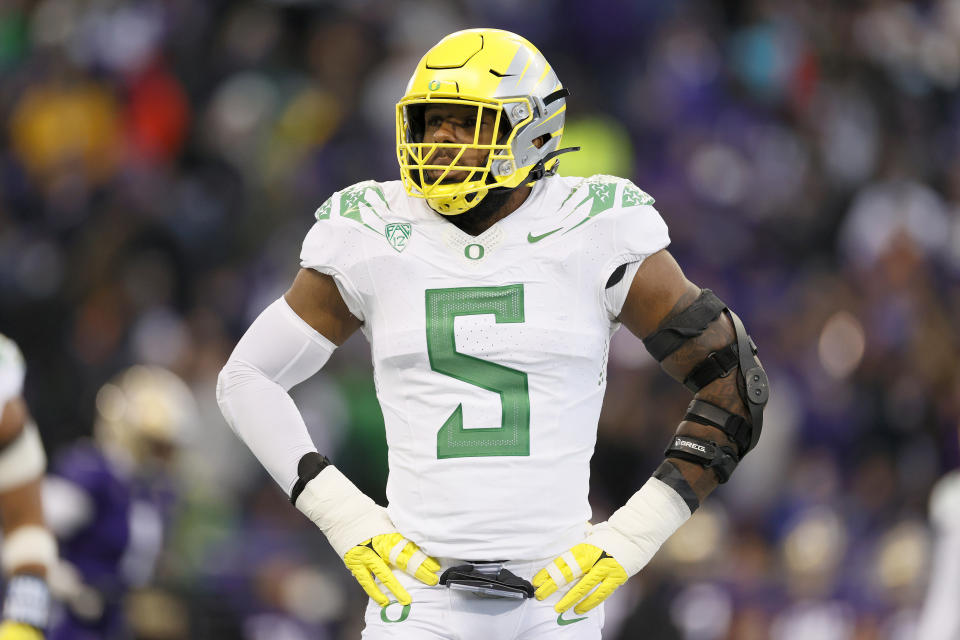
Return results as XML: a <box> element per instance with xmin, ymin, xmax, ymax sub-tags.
<box><xmin>381</xmin><ymin>602</ymin><xmax>411</xmax><ymax>623</ymax></box>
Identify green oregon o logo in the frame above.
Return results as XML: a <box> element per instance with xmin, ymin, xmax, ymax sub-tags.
<box><xmin>380</xmin><ymin>602</ymin><xmax>411</xmax><ymax>623</ymax></box>
<box><xmin>464</xmin><ymin>244</ymin><xmax>484</xmax><ymax>260</ymax></box>
<box><xmin>428</xmin><ymin>80</ymin><xmax>441</xmax><ymax>91</ymax></box>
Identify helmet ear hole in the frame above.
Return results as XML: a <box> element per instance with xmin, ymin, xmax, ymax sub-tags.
<box><xmin>496</xmin><ymin>113</ymin><xmax>512</xmax><ymax>143</ymax></box>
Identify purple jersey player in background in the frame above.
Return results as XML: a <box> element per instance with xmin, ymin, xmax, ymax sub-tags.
<box><xmin>41</xmin><ymin>366</ymin><xmax>197</xmax><ymax>640</ymax></box>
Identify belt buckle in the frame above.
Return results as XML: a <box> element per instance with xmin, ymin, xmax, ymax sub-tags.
<box><xmin>439</xmin><ymin>562</ymin><xmax>534</xmax><ymax>600</ymax></box>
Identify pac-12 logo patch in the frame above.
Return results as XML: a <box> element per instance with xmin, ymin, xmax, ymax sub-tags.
<box><xmin>386</xmin><ymin>223</ymin><xmax>412</xmax><ymax>252</ymax></box>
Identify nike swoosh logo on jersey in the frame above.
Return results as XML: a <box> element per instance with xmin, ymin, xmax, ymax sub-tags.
<box><xmin>527</xmin><ymin>227</ymin><xmax>562</xmax><ymax>243</ymax></box>
<box><xmin>556</xmin><ymin>610</ymin><xmax>588</xmax><ymax>626</ymax></box>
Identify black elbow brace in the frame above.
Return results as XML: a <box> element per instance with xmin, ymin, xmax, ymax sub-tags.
<box><xmin>643</xmin><ymin>290</ymin><xmax>769</xmax><ymax>459</ymax></box>
<box><xmin>664</xmin><ymin>435</ymin><xmax>739</xmax><ymax>484</ymax></box>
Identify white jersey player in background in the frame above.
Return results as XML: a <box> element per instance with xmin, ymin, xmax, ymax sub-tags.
<box><xmin>218</xmin><ymin>29</ymin><xmax>768</xmax><ymax>639</ymax></box>
<box><xmin>916</xmin><ymin>424</ymin><xmax>960</xmax><ymax>639</ymax></box>
<box><xmin>0</xmin><ymin>335</ymin><xmax>56</xmax><ymax>640</ymax></box>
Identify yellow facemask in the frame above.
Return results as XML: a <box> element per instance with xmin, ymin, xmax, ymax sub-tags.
<box><xmin>396</xmin><ymin>29</ymin><xmax>571</xmax><ymax>215</ymax></box>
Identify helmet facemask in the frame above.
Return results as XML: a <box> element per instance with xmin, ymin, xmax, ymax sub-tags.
<box><xmin>395</xmin><ymin>29</ymin><xmax>576</xmax><ymax>215</ymax></box>
<box><xmin>397</xmin><ymin>97</ymin><xmax>524</xmax><ymax>215</ymax></box>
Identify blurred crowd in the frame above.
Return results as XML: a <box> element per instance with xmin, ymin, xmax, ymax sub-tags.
<box><xmin>2</xmin><ymin>0</ymin><xmax>959</xmax><ymax>638</ymax></box>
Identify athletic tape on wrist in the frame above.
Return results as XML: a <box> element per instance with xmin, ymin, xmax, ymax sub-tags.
<box><xmin>2</xmin><ymin>526</ymin><xmax>57</xmax><ymax>575</ymax></box>
<box><xmin>653</xmin><ymin>460</ymin><xmax>700</xmax><ymax>513</ymax></box>
<box><xmin>587</xmin><ymin>477</ymin><xmax>692</xmax><ymax>576</ymax></box>
<box><xmin>2</xmin><ymin>575</ymin><xmax>49</xmax><ymax>629</ymax></box>
<box><xmin>0</xmin><ymin>423</ymin><xmax>45</xmax><ymax>491</ymax></box>
<box><xmin>294</xmin><ymin>466</ymin><xmax>395</xmax><ymax>558</ymax></box>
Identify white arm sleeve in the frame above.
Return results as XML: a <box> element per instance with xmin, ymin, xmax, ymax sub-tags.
<box><xmin>216</xmin><ymin>298</ymin><xmax>336</xmax><ymax>494</ymax></box>
<box><xmin>916</xmin><ymin>472</ymin><xmax>960</xmax><ymax>640</ymax></box>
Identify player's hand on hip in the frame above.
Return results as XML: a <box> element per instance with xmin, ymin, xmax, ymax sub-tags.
<box><xmin>536</xmin><ymin>478</ymin><xmax>695</xmax><ymax>614</ymax></box>
<box><xmin>343</xmin><ymin>533</ymin><xmax>441</xmax><ymax>606</ymax></box>
<box><xmin>532</xmin><ymin>542</ymin><xmax>628</xmax><ymax>614</ymax></box>
<box><xmin>0</xmin><ymin>622</ymin><xmax>43</xmax><ymax>640</ymax></box>
<box><xmin>293</xmin><ymin>465</ymin><xmax>441</xmax><ymax>604</ymax></box>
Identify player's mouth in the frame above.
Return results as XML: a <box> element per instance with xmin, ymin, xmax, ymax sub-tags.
<box><xmin>426</xmin><ymin>158</ymin><xmax>471</xmax><ymax>182</ymax></box>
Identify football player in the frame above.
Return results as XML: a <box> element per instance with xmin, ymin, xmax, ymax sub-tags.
<box><xmin>218</xmin><ymin>28</ymin><xmax>768</xmax><ymax>639</ymax></box>
<box><xmin>42</xmin><ymin>366</ymin><xmax>196</xmax><ymax>640</ymax></box>
<box><xmin>0</xmin><ymin>334</ymin><xmax>55</xmax><ymax>640</ymax></box>
<box><xmin>915</xmin><ymin>424</ymin><xmax>960</xmax><ymax>639</ymax></box>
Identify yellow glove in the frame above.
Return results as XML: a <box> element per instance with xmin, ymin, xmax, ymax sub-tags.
<box><xmin>532</xmin><ymin>543</ymin><xmax>628</xmax><ymax>615</ymax></box>
<box><xmin>342</xmin><ymin>532</ymin><xmax>441</xmax><ymax>606</ymax></box>
<box><xmin>0</xmin><ymin>622</ymin><xmax>43</xmax><ymax>640</ymax></box>
<box><xmin>293</xmin><ymin>465</ymin><xmax>441</xmax><ymax>605</ymax></box>
<box><xmin>535</xmin><ymin>478</ymin><xmax>695</xmax><ymax>614</ymax></box>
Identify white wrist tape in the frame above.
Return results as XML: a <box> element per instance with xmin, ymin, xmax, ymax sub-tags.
<box><xmin>2</xmin><ymin>575</ymin><xmax>50</xmax><ymax>629</ymax></box>
<box><xmin>587</xmin><ymin>477</ymin><xmax>692</xmax><ymax>576</ymax></box>
<box><xmin>2</xmin><ymin>526</ymin><xmax>57</xmax><ymax>575</ymax></box>
<box><xmin>0</xmin><ymin>422</ymin><xmax>45</xmax><ymax>491</ymax></box>
<box><xmin>294</xmin><ymin>466</ymin><xmax>395</xmax><ymax>558</ymax></box>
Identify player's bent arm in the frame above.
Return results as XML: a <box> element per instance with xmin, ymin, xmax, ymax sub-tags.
<box><xmin>534</xmin><ymin>250</ymin><xmax>768</xmax><ymax>614</ymax></box>
<box><xmin>0</xmin><ymin>398</ymin><xmax>55</xmax><ymax>638</ymax></box>
<box><xmin>284</xmin><ymin>268</ymin><xmax>363</xmax><ymax>346</ymax></box>
<box><xmin>216</xmin><ymin>269</ymin><xmax>439</xmax><ymax>606</ymax></box>
<box><xmin>619</xmin><ymin>250</ymin><xmax>760</xmax><ymax>501</ymax></box>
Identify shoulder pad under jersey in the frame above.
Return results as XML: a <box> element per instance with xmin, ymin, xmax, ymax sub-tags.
<box><xmin>300</xmin><ymin>180</ymin><xmax>405</xmax><ymax>321</ymax></box>
<box><xmin>553</xmin><ymin>174</ymin><xmax>669</xmax><ymax>260</ymax></box>
<box><xmin>312</xmin><ymin>180</ymin><xmax>398</xmax><ymax>229</ymax></box>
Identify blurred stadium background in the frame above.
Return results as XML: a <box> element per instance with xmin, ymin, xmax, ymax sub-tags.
<box><xmin>1</xmin><ymin>0</ymin><xmax>959</xmax><ymax>638</ymax></box>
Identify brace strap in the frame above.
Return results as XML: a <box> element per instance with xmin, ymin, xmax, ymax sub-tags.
<box><xmin>683</xmin><ymin>343</ymin><xmax>739</xmax><ymax>393</ymax></box>
<box><xmin>642</xmin><ymin>290</ymin><xmax>726</xmax><ymax>362</ymax></box>
<box><xmin>665</xmin><ymin>435</ymin><xmax>739</xmax><ymax>484</ymax></box>
<box><xmin>684</xmin><ymin>399</ymin><xmax>751</xmax><ymax>457</ymax></box>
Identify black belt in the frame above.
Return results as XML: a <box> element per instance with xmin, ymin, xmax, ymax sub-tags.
<box><xmin>439</xmin><ymin>562</ymin><xmax>534</xmax><ymax>599</ymax></box>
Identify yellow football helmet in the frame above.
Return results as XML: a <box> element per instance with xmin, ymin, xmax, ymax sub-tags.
<box><xmin>396</xmin><ymin>29</ymin><xmax>574</xmax><ymax>215</ymax></box>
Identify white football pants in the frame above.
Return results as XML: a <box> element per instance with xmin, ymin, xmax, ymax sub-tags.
<box><xmin>361</xmin><ymin>557</ymin><xmax>604</xmax><ymax>640</ymax></box>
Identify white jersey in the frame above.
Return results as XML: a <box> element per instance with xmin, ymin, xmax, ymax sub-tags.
<box><xmin>300</xmin><ymin>174</ymin><xmax>670</xmax><ymax>560</ymax></box>
<box><xmin>916</xmin><ymin>470</ymin><xmax>960</xmax><ymax>640</ymax></box>
<box><xmin>0</xmin><ymin>333</ymin><xmax>26</xmax><ymax>408</ymax></box>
